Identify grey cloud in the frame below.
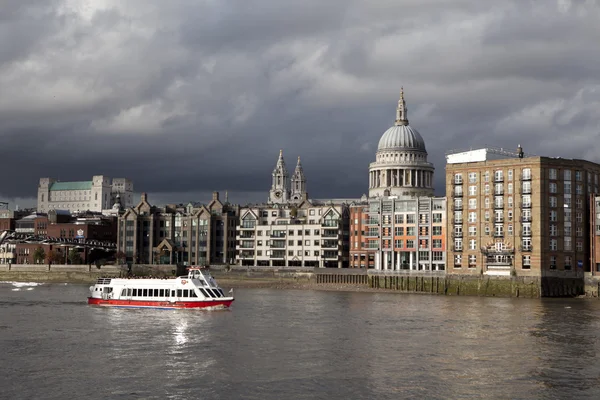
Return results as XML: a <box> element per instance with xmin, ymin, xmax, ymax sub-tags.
<box><xmin>1</xmin><ymin>0</ymin><xmax>599</xmax><ymax>207</ymax></box>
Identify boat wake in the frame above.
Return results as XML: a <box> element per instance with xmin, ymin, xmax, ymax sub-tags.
<box><xmin>0</xmin><ymin>281</ymin><xmax>45</xmax><ymax>288</ymax></box>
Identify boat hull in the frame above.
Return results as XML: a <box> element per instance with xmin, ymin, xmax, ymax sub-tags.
<box><xmin>87</xmin><ymin>297</ymin><xmax>234</xmax><ymax>309</ymax></box>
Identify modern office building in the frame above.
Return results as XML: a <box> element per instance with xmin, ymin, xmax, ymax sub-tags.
<box><xmin>37</xmin><ymin>176</ymin><xmax>134</xmax><ymax>213</ymax></box>
<box><xmin>350</xmin><ymin>90</ymin><xmax>447</xmax><ymax>270</ymax></box>
<box><xmin>446</xmin><ymin>146</ymin><xmax>600</xmax><ymax>276</ymax></box>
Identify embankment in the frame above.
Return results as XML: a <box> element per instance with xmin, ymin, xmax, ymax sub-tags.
<box><xmin>1</xmin><ymin>264</ymin><xmax>598</xmax><ymax>298</ymax></box>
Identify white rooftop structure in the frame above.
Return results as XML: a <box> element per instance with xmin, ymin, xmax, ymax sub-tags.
<box><xmin>445</xmin><ymin>145</ymin><xmax>535</xmax><ymax>164</ymax></box>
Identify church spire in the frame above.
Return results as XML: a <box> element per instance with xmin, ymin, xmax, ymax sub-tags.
<box><xmin>291</xmin><ymin>155</ymin><xmax>306</xmax><ymax>202</ymax></box>
<box><xmin>270</xmin><ymin>150</ymin><xmax>290</xmax><ymax>203</ymax></box>
<box><xmin>395</xmin><ymin>87</ymin><xmax>408</xmax><ymax>126</ymax></box>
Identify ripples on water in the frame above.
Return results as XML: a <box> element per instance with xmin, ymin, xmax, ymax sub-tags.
<box><xmin>1</xmin><ymin>282</ymin><xmax>600</xmax><ymax>399</ymax></box>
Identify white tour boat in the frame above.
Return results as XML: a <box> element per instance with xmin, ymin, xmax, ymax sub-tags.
<box><xmin>88</xmin><ymin>267</ymin><xmax>234</xmax><ymax>309</ymax></box>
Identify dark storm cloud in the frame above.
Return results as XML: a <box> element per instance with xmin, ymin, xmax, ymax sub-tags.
<box><xmin>1</xmin><ymin>0</ymin><xmax>599</xmax><ymax>207</ymax></box>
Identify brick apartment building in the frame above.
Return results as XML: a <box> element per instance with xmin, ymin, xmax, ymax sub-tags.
<box><xmin>446</xmin><ymin>146</ymin><xmax>600</xmax><ymax>276</ymax></box>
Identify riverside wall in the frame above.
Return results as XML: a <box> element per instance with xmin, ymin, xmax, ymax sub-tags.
<box><xmin>1</xmin><ymin>263</ymin><xmax>599</xmax><ymax>298</ymax></box>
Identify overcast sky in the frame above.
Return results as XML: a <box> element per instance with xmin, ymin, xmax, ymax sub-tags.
<box><xmin>1</xmin><ymin>0</ymin><xmax>599</xmax><ymax>209</ymax></box>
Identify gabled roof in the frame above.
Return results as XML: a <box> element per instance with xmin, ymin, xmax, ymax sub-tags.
<box><xmin>241</xmin><ymin>209</ymin><xmax>258</xmax><ymax>220</ymax></box>
<box><xmin>49</xmin><ymin>181</ymin><xmax>92</xmax><ymax>191</ymax></box>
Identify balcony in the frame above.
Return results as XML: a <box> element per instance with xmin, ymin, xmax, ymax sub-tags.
<box><xmin>366</xmin><ymin>219</ymin><xmax>379</xmax><ymax>225</ymax></box>
<box><xmin>521</xmin><ymin>174</ymin><xmax>532</xmax><ymax>181</ymax></box>
<box><xmin>521</xmin><ymin>187</ymin><xmax>532</xmax><ymax>194</ymax></box>
<box><xmin>239</xmin><ymin>224</ymin><xmax>256</xmax><ymax>230</ymax></box>
<box><xmin>520</xmin><ymin>245</ymin><xmax>533</xmax><ymax>252</ymax></box>
<box><xmin>520</xmin><ymin>203</ymin><xmax>532</xmax><ymax>209</ymax></box>
<box><xmin>494</xmin><ymin>190</ymin><xmax>504</xmax><ymax>196</ymax></box>
<box><xmin>481</xmin><ymin>247</ymin><xmax>515</xmax><ymax>255</ymax></box>
<box><xmin>270</xmin><ymin>251</ymin><xmax>286</xmax><ymax>259</ymax></box>
<box><xmin>364</xmin><ymin>232</ymin><xmax>379</xmax><ymax>238</ymax></box>
<box><xmin>454</xmin><ymin>179</ymin><xmax>463</xmax><ymax>185</ymax></box>
<box><xmin>270</xmin><ymin>233</ymin><xmax>286</xmax><ymax>238</ymax></box>
<box><xmin>494</xmin><ymin>176</ymin><xmax>504</xmax><ymax>183</ymax></box>
<box><xmin>453</xmin><ymin>191</ymin><xmax>464</xmax><ymax>197</ymax></box>
<box><xmin>521</xmin><ymin>231</ymin><xmax>532</xmax><ymax>237</ymax></box>
<box><xmin>321</xmin><ymin>241</ymin><xmax>339</xmax><ymax>249</ymax></box>
<box><xmin>452</xmin><ymin>232</ymin><xmax>463</xmax><ymax>238</ymax></box>
<box><xmin>321</xmin><ymin>233</ymin><xmax>338</xmax><ymax>238</ymax></box>
<box><xmin>453</xmin><ymin>218</ymin><xmax>463</xmax><ymax>224</ymax></box>
<box><xmin>494</xmin><ymin>203</ymin><xmax>504</xmax><ymax>209</ymax></box>
<box><xmin>493</xmin><ymin>232</ymin><xmax>504</xmax><ymax>238</ymax></box>
<box><xmin>452</xmin><ymin>246</ymin><xmax>463</xmax><ymax>252</ymax></box>
<box><xmin>454</xmin><ymin>204</ymin><xmax>463</xmax><ymax>211</ymax></box>
<box><xmin>322</xmin><ymin>221</ymin><xmax>339</xmax><ymax>227</ymax></box>
<box><xmin>270</xmin><ymin>240</ymin><xmax>286</xmax><ymax>249</ymax></box>
<box><xmin>239</xmin><ymin>251</ymin><xmax>254</xmax><ymax>258</ymax></box>
<box><xmin>239</xmin><ymin>233</ymin><xmax>255</xmax><ymax>239</ymax></box>
<box><xmin>239</xmin><ymin>242</ymin><xmax>255</xmax><ymax>249</ymax></box>
<box><xmin>494</xmin><ymin>217</ymin><xmax>504</xmax><ymax>223</ymax></box>
<box><xmin>323</xmin><ymin>252</ymin><xmax>339</xmax><ymax>259</ymax></box>
<box><xmin>521</xmin><ymin>216</ymin><xmax>531</xmax><ymax>222</ymax></box>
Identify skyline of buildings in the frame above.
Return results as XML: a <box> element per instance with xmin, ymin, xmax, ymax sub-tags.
<box><xmin>4</xmin><ymin>91</ymin><xmax>600</xmax><ymax>275</ymax></box>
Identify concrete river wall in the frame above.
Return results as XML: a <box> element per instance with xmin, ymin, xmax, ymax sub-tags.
<box><xmin>1</xmin><ymin>264</ymin><xmax>599</xmax><ymax>298</ymax></box>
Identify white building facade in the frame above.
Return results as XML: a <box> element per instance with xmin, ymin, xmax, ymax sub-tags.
<box><xmin>37</xmin><ymin>176</ymin><xmax>133</xmax><ymax>213</ymax></box>
<box><xmin>237</xmin><ymin>201</ymin><xmax>349</xmax><ymax>268</ymax></box>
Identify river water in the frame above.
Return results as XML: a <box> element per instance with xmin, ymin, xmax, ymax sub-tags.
<box><xmin>1</xmin><ymin>282</ymin><xmax>599</xmax><ymax>400</ymax></box>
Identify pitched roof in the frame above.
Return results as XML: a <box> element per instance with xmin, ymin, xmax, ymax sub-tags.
<box><xmin>49</xmin><ymin>181</ymin><xmax>92</xmax><ymax>191</ymax></box>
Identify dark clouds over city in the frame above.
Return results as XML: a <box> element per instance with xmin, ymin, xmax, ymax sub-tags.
<box><xmin>1</xmin><ymin>0</ymin><xmax>599</xmax><ymax>207</ymax></box>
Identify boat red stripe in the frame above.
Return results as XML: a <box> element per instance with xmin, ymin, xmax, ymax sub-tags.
<box><xmin>87</xmin><ymin>297</ymin><xmax>234</xmax><ymax>309</ymax></box>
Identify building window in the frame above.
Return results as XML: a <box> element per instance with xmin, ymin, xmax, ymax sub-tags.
<box><xmin>468</xmin><ymin>172</ymin><xmax>477</xmax><ymax>183</ymax></box>
<box><xmin>550</xmin><ymin>225</ymin><xmax>558</xmax><ymax>236</ymax></box>
<box><xmin>433</xmin><ymin>239</ymin><xmax>442</xmax><ymax>248</ymax></box>
<box><xmin>549</xmin><ymin>211</ymin><xmax>557</xmax><ymax>222</ymax></box>
<box><xmin>468</xmin><ymin>199</ymin><xmax>477</xmax><ymax>209</ymax></box>
<box><xmin>522</xmin><ymin>255</ymin><xmax>531</xmax><ymax>269</ymax></box>
<box><xmin>549</xmin><ymin>196</ymin><xmax>557</xmax><ymax>207</ymax></box>
<box><xmin>564</xmin><ymin>256</ymin><xmax>572</xmax><ymax>270</ymax></box>
<box><xmin>549</xmin><ymin>168</ymin><xmax>557</xmax><ymax>180</ymax></box>
<box><xmin>468</xmin><ymin>255</ymin><xmax>476</xmax><ymax>268</ymax></box>
<box><xmin>469</xmin><ymin>239</ymin><xmax>477</xmax><ymax>250</ymax></box>
<box><xmin>495</xmin><ymin>170</ymin><xmax>503</xmax><ymax>182</ymax></box>
<box><xmin>395</xmin><ymin>214</ymin><xmax>404</xmax><ymax>224</ymax></box>
<box><xmin>577</xmin><ymin>241</ymin><xmax>583</xmax><ymax>251</ymax></box>
<box><xmin>564</xmin><ymin>169</ymin><xmax>571</xmax><ymax>180</ymax></box>
<box><xmin>550</xmin><ymin>239</ymin><xmax>557</xmax><ymax>251</ymax></box>
<box><xmin>484</xmin><ymin>184</ymin><xmax>490</xmax><ymax>195</ymax></box>
<box><xmin>454</xmin><ymin>174</ymin><xmax>463</xmax><ymax>184</ymax></box>
<box><xmin>468</xmin><ymin>226</ymin><xmax>477</xmax><ymax>236</ymax></box>
<box><xmin>468</xmin><ymin>185</ymin><xmax>477</xmax><ymax>196</ymax></box>
<box><xmin>484</xmin><ymin>171</ymin><xmax>489</xmax><ymax>182</ymax></box>
<box><xmin>468</xmin><ymin>212</ymin><xmax>477</xmax><ymax>223</ymax></box>
<box><xmin>549</xmin><ymin>183</ymin><xmax>557</xmax><ymax>193</ymax></box>
<box><xmin>454</xmin><ymin>254</ymin><xmax>462</xmax><ymax>268</ymax></box>
<box><xmin>433</xmin><ymin>213</ymin><xmax>442</xmax><ymax>223</ymax></box>
<box><xmin>550</xmin><ymin>256</ymin><xmax>557</xmax><ymax>269</ymax></box>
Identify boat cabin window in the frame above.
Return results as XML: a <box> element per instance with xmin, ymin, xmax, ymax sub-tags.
<box><xmin>171</xmin><ymin>290</ymin><xmax>176</xmax><ymax>297</ymax></box>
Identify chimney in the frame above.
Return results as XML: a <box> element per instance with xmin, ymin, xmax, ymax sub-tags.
<box><xmin>141</xmin><ymin>193</ymin><xmax>148</xmax><ymax>202</ymax></box>
<box><xmin>212</xmin><ymin>191</ymin><xmax>219</xmax><ymax>201</ymax></box>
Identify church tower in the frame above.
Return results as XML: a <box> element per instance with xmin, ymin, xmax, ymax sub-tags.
<box><xmin>269</xmin><ymin>150</ymin><xmax>290</xmax><ymax>204</ymax></box>
<box><xmin>290</xmin><ymin>156</ymin><xmax>307</xmax><ymax>202</ymax></box>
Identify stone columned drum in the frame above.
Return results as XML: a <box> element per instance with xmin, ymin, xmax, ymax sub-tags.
<box><xmin>369</xmin><ymin>89</ymin><xmax>434</xmax><ymax>198</ymax></box>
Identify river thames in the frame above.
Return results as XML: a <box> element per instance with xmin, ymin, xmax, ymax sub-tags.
<box><xmin>1</xmin><ymin>281</ymin><xmax>599</xmax><ymax>399</ymax></box>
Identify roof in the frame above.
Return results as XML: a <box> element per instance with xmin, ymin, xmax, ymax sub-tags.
<box><xmin>378</xmin><ymin>125</ymin><xmax>427</xmax><ymax>153</ymax></box>
<box><xmin>49</xmin><ymin>181</ymin><xmax>92</xmax><ymax>191</ymax></box>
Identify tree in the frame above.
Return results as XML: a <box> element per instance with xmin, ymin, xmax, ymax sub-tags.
<box><xmin>68</xmin><ymin>248</ymin><xmax>83</xmax><ymax>265</ymax></box>
<box><xmin>46</xmin><ymin>250</ymin><xmax>62</xmax><ymax>265</ymax></box>
<box><xmin>33</xmin><ymin>247</ymin><xmax>46</xmax><ymax>264</ymax></box>
<box><xmin>115</xmin><ymin>251</ymin><xmax>127</xmax><ymax>265</ymax></box>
